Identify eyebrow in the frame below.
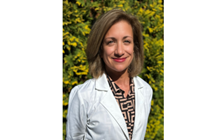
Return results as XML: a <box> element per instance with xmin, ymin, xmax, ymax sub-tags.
<box><xmin>105</xmin><ymin>36</ymin><xmax>133</xmax><ymax>40</ymax></box>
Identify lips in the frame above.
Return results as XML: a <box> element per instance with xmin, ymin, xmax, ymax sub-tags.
<box><xmin>113</xmin><ymin>58</ymin><xmax>126</xmax><ymax>62</ymax></box>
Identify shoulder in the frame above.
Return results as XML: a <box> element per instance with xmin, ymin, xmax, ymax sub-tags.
<box><xmin>68</xmin><ymin>78</ymin><xmax>96</xmax><ymax>104</ymax></box>
<box><xmin>73</xmin><ymin>78</ymin><xmax>95</xmax><ymax>92</ymax></box>
<box><xmin>70</xmin><ymin>78</ymin><xmax>96</xmax><ymax>94</ymax></box>
<box><xmin>134</xmin><ymin>76</ymin><xmax>153</xmax><ymax>95</ymax></box>
<box><xmin>134</xmin><ymin>76</ymin><xmax>151</xmax><ymax>88</ymax></box>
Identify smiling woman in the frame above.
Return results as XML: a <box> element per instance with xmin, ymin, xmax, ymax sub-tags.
<box><xmin>86</xmin><ymin>9</ymin><xmax>144</xmax><ymax>79</ymax></box>
<box><xmin>66</xmin><ymin>9</ymin><xmax>153</xmax><ymax>140</ymax></box>
<box><xmin>102</xmin><ymin>20</ymin><xmax>134</xmax><ymax>97</ymax></box>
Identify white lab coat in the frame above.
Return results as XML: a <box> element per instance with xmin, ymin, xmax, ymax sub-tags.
<box><xmin>66</xmin><ymin>73</ymin><xmax>153</xmax><ymax>140</ymax></box>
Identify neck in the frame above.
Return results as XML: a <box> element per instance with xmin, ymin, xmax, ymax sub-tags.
<box><xmin>105</xmin><ymin>68</ymin><xmax>130</xmax><ymax>86</ymax></box>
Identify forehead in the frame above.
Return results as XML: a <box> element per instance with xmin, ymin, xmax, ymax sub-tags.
<box><xmin>104</xmin><ymin>20</ymin><xmax>133</xmax><ymax>39</ymax></box>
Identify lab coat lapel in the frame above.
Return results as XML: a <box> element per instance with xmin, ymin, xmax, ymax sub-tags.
<box><xmin>96</xmin><ymin>74</ymin><xmax>130</xmax><ymax>140</ymax></box>
<box><xmin>133</xmin><ymin>76</ymin><xmax>146</xmax><ymax>138</ymax></box>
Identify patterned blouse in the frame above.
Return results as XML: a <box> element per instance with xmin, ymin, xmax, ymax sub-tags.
<box><xmin>106</xmin><ymin>75</ymin><xmax>135</xmax><ymax>140</ymax></box>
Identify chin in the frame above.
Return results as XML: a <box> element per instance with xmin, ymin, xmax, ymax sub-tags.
<box><xmin>105</xmin><ymin>63</ymin><xmax>130</xmax><ymax>74</ymax></box>
<box><xmin>112</xmin><ymin>67</ymin><xmax>128</xmax><ymax>73</ymax></box>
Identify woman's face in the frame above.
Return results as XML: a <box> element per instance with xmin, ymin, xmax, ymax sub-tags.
<box><xmin>102</xmin><ymin>20</ymin><xmax>134</xmax><ymax>75</ymax></box>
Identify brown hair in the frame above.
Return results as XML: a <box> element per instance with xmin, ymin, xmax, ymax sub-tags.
<box><xmin>86</xmin><ymin>9</ymin><xmax>144</xmax><ymax>79</ymax></box>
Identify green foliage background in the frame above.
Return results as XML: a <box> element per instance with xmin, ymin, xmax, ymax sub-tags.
<box><xmin>63</xmin><ymin>0</ymin><xmax>164</xmax><ymax>139</ymax></box>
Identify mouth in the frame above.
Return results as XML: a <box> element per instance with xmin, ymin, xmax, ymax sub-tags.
<box><xmin>113</xmin><ymin>58</ymin><xmax>126</xmax><ymax>62</ymax></box>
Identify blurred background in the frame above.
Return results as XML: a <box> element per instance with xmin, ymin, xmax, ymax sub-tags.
<box><xmin>63</xmin><ymin>0</ymin><xmax>164</xmax><ymax>139</ymax></box>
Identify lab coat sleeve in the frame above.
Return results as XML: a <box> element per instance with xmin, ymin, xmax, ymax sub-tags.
<box><xmin>66</xmin><ymin>86</ymin><xmax>87</xmax><ymax>140</ymax></box>
<box><xmin>147</xmin><ymin>86</ymin><xmax>153</xmax><ymax>116</ymax></box>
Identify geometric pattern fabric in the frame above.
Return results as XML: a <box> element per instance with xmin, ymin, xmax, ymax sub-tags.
<box><xmin>106</xmin><ymin>75</ymin><xmax>135</xmax><ymax>140</ymax></box>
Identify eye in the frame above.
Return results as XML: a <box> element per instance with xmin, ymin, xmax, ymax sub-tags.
<box><xmin>107</xmin><ymin>40</ymin><xmax>114</xmax><ymax>45</ymax></box>
<box><xmin>124</xmin><ymin>40</ymin><xmax>131</xmax><ymax>44</ymax></box>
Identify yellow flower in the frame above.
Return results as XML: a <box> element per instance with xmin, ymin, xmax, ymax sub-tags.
<box><xmin>72</xmin><ymin>42</ymin><xmax>77</xmax><ymax>47</ymax></box>
<box><xmin>75</xmin><ymin>38</ymin><xmax>79</xmax><ymax>42</ymax></box>
<box><xmin>69</xmin><ymin>36</ymin><xmax>76</xmax><ymax>42</ymax></box>
<box><xmin>118</xmin><ymin>4</ymin><xmax>123</xmax><ymax>8</ymax></box>
<box><xmin>145</xmin><ymin>9</ymin><xmax>150</xmax><ymax>15</ymax></box>
<box><xmin>151</xmin><ymin>11</ymin><xmax>155</xmax><ymax>16</ymax></box>
<box><xmin>155</xmin><ymin>15</ymin><xmax>160</xmax><ymax>19</ymax></box>
<box><xmin>75</xmin><ymin>72</ymin><xmax>81</xmax><ymax>75</ymax></box>
<box><xmin>151</xmin><ymin>100</ymin><xmax>154</xmax><ymax>106</ymax></box>
<box><xmin>142</xmin><ymin>33</ymin><xmax>149</xmax><ymax>37</ymax></box>
<box><xmin>84</xmin><ymin>25</ymin><xmax>89</xmax><ymax>30</ymax></box>
<box><xmin>64</xmin><ymin>81</ymin><xmax>69</xmax><ymax>84</ymax></box>
<box><xmin>76</xmin><ymin>1</ymin><xmax>80</xmax><ymax>6</ymax></box>
<box><xmin>63</xmin><ymin>32</ymin><xmax>69</xmax><ymax>36</ymax></box>
<box><xmin>75</xmin><ymin>18</ymin><xmax>81</xmax><ymax>23</ymax></box>
<box><xmin>63</xmin><ymin>50</ymin><xmax>65</xmax><ymax>53</ymax></box>
<box><xmin>155</xmin><ymin>120</ymin><xmax>160</xmax><ymax>125</ymax></box>
<box><xmin>63</xmin><ymin>110</ymin><xmax>68</xmax><ymax>117</ymax></box>
<box><xmin>80</xmin><ymin>72</ymin><xmax>88</xmax><ymax>75</ymax></box>
<box><xmin>148</xmin><ymin>28</ymin><xmax>153</xmax><ymax>33</ymax></box>
<box><xmin>72</xmin><ymin>81</ymin><xmax>78</xmax><ymax>85</ymax></box>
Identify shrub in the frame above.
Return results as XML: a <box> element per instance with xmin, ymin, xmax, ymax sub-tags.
<box><xmin>63</xmin><ymin>0</ymin><xmax>163</xmax><ymax>139</ymax></box>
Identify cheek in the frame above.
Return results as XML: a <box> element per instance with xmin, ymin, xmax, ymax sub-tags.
<box><xmin>126</xmin><ymin>45</ymin><xmax>134</xmax><ymax>54</ymax></box>
<box><xmin>103</xmin><ymin>47</ymin><xmax>114</xmax><ymax>57</ymax></box>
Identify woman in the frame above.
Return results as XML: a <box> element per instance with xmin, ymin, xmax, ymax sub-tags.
<box><xmin>66</xmin><ymin>9</ymin><xmax>153</xmax><ymax>140</ymax></box>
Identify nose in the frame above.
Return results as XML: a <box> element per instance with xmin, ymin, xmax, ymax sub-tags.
<box><xmin>115</xmin><ymin>42</ymin><xmax>124</xmax><ymax>57</ymax></box>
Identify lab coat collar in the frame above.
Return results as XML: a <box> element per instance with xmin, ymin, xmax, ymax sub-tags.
<box><xmin>95</xmin><ymin>73</ymin><xmax>109</xmax><ymax>91</ymax></box>
<box><xmin>95</xmin><ymin>73</ymin><xmax>144</xmax><ymax>91</ymax></box>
